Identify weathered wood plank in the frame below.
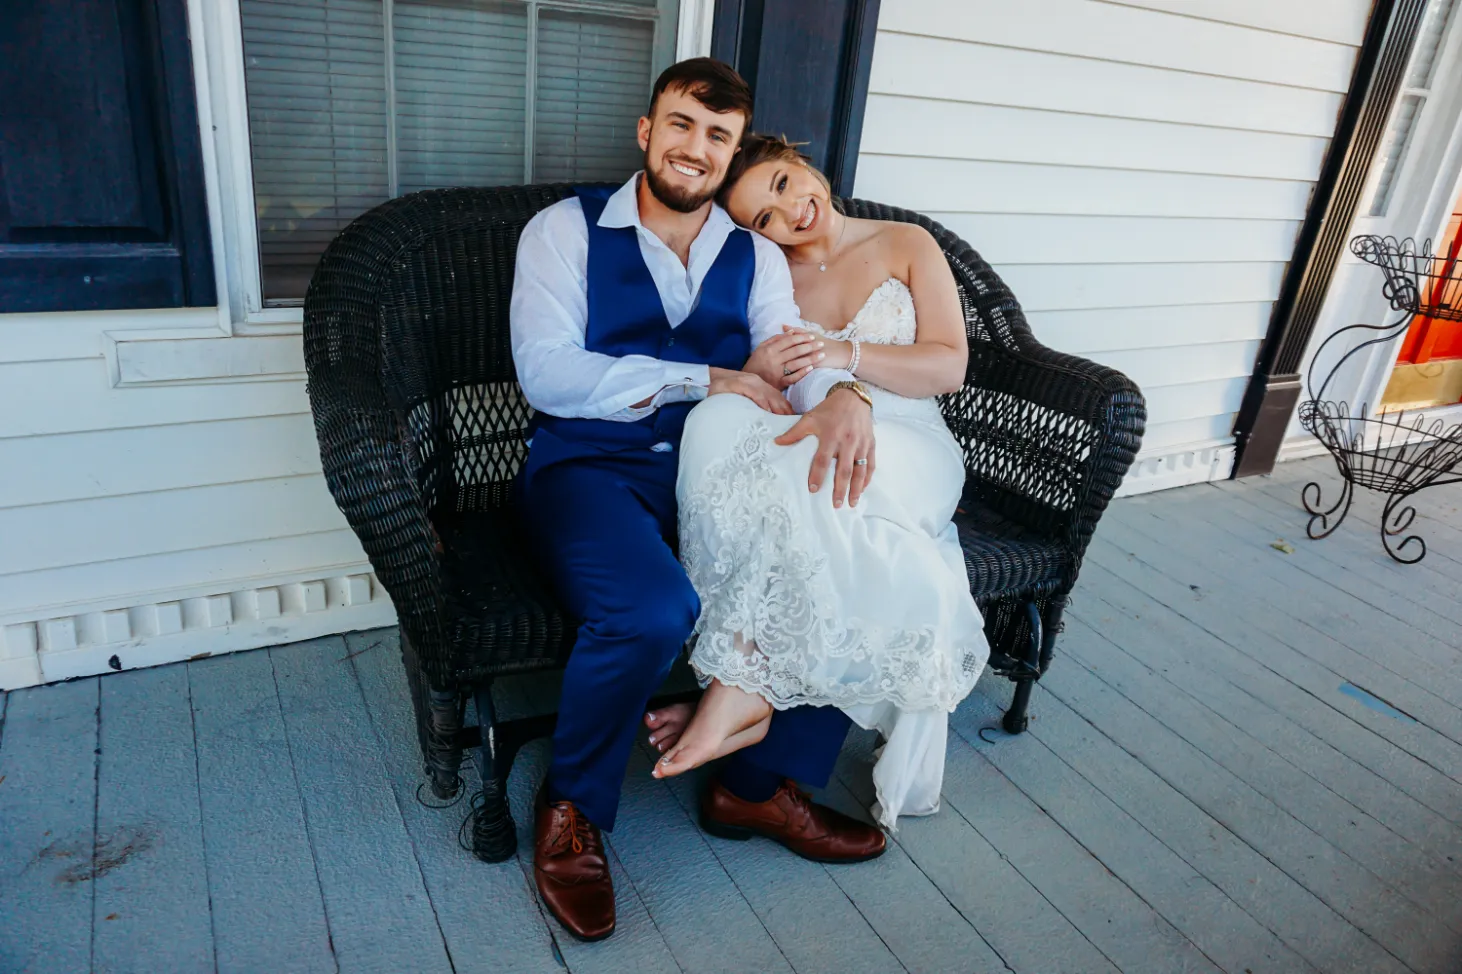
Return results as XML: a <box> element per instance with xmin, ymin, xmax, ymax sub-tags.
<box><xmin>929</xmin><ymin>714</ymin><xmax>1222</xmax><ymax>973</ymax></box>
<box><xmin>0</xmin><ymin>679</ymin><xmax>98</xmax><ymax>974</ymax></box>
<box><xmin>270</xmin><ymin>636</ymin><xmax>454</xmax><ymax>974</ymax></box>
<box><xmin>1001</xmin><ymin>670</ymin><xmax>1413</xmax><ymax>974</ymax></box>
<box><xmin>653</xmin><ymin>743</ymin><xmax>908</xmax><ymax>974</ymax></box>
<box><xmin>1125</xmin><ymin>496</ymin><xmax>1462</xmax><ymax>755</ymax></box>
<box><xmin>810</xmin><ymin>759</ymin><xmax>1011</xmax><ymax>974</ymax></box>
<box><xmin>1041</xmin><ymin>642</ymin><xmax>1462</xmax><ymax>974</ymax></box>
<box><xmin>947</xmin><ymin>691</ymin><xmax>1320</xmax><ymax>974</ymax></box>
<box><xmin>188</xmin><ymin>649</ymin><xmax>335</xmax><ymax>974</ymax></box>
<box><xmin>1093</xmin><ymin>512</ymin><xmax>1462</xmax><ymax>761</ymax></box>
<box><xmin>1056</xmin><ymin>611</ymin><xmax>1462</xmax><ymax>933</ymax></box>
<box><xmin>346</xmin><ymin>632</ymin><xmax>564</xmax><ymax>974</ymax></box>
<box><xmin>1214</xmin><ymin>479</ymin><xmax>1462</xmax><ymax>626</ymax></box>
<box><xmin>1171</xmin><ymin>485</ymin><xmax>1462</xmax><ymax>648</ymax></box>
<box><xmin>1126</xmin><ymin>500</ymin><xmax>1462</xmax><ymax>698</ymax></box>
<box><xmin>836</xmin><ymin>726</ymin><xmax>1119</xmax><ymax>974</ymax></box>
<box><xmin>1080</xmin><ymin>535</ymin><xmax>1462</xmax><ymax>828</ymax></box>
<box><xmin>1264</xmin><ymin>461</ymin><xmax>1462</xmax><ymax>573</ymax></box>
<box><xmin>92</xmin><ymin>665</ymin><xmax>213</xmax><ymax>973</ymax></box>
<box><xmin>1073</xmin><ymin>559</ymin><xmax>1462</xmax><ymax>863</ymax></box>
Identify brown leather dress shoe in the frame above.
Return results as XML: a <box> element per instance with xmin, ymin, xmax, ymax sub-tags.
<box><xmin>534</xmin><ymin>785</ymin><xmax>615</xmax><ymax>941</ymax></box>
<box><xmin>700</xmin><ymin>778</ymin><xmax>887</xmax><ymax>863</ymax></box>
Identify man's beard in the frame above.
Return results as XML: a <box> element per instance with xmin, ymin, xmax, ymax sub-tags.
<box><xmin>644</xmin><ymin>152</ymin><xmax>719</xmax><ymax>213</ymax></box>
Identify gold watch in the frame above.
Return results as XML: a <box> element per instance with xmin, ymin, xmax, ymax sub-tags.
<box><xmin>828</xmin><ymin>380</ymin><xmax>874</xmax><ymax>410</ymax></box>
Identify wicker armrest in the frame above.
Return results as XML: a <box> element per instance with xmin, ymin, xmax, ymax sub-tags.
<box><xmin>308</xmin><ymin>388</ymin><xmax>446</xmax><ymax>664</ymax></box>
<box><xmin>947</xmin><ymin>340</ymin><xmax>1146</xmax><ymax>565</ymax></box>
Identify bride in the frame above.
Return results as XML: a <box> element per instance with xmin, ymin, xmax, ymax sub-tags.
<box><xmin>645</xmin><ymin>134</ymin><xmax>989</xmax><ymax>828</ymax></box>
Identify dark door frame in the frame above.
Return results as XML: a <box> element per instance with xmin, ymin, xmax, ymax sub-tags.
<box><xmin>1231</xmin><ymin>0</ymin><xmax>1429</xmax><ymax>476</ymax></box>
<box><xmin>711</xmin><ymin>0</ymin><xmax>881</xmax><ymax>197</ymax></box>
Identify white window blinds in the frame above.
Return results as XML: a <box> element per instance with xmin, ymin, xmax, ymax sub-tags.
<box><xmin>240</xmin><ymin>0</ymin><xmax>678</xmax><ymax>303</ymax></box>
<box><xmin>1368</xmin><ymin>0</ymin><xmax>1459</xmax><ymax>218</ymax></box>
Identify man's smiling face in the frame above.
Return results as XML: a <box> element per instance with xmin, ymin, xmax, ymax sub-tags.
<box><xmin>638</xmin><ymin>85</ymin><xmax>746</xmax><ymax>213</ymax></box>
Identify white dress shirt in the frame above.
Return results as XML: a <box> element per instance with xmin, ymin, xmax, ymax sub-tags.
<box><xmin>510</xmin><ymin>173</ymin><xmax>855</xmax><ymax>422</ymax></box>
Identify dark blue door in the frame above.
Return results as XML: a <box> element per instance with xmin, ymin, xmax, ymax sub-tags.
<box><xmin>712</xmin><ymin>0</ymin><xmax>880</xmax><ymax>196</ymax></box>
<box><xmin>0</xmin><ymin>0</ymin><xmax>214</xmax><ymax>313</ymax></box>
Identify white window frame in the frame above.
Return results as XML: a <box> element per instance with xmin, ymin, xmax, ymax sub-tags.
<box><xmin>1341</xmin><ymin>1</ymin><xmax>1462</xmax><ymax>421</ymax></box>
<box><xmin>1281</xmin><ymin>0</ymin><xmax>1462</xmax><ymax>455</ymax></box>
<box><xmin>191</xmin><ymin>0</ymin><xmax>714</xmax><ymax>336</ymax></box>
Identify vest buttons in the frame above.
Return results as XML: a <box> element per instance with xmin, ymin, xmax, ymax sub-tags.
<box><xmin>666</xmin><ymin>337</ymin><xmax>675</xmax><ymax>346</ymax></box>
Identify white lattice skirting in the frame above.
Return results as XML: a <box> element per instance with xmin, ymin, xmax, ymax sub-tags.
<box><xmin>1116</xmin><ymin>443</ymin><xmax>1237</xmax><ymax>497</ymax></box>
<box><xmin>0</xmin><ymin>573</ymin><xmax>397</xmax><ymax>691</ymax></box>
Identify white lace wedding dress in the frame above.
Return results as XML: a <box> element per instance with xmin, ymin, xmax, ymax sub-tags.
<box><xmin>677</xmin><ymin>277</ymin><xmax>989</xmax><ymax>829</ymax></box>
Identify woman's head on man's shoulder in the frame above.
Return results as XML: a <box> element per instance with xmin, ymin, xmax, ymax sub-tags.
<box><xmin>718</xmin><ymin>134</ymin><xmax>835</xmax><ymax>247</ymax></box>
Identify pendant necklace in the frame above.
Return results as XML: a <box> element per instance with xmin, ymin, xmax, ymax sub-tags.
<box><xmin>792</xmin><ymin>206</ymin><xmax>847</xmax><ymax>272</ymax></box>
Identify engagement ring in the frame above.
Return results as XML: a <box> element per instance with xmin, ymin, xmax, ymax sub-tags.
<box><xmin>854</xmin><ymin>458</ymin><xmax>868</xmax><ymax>466</ymax></box>
<box><xmin>783</xmin><ymin>367</ymin><xmax>794</xmax><ymax>376</ymax></box>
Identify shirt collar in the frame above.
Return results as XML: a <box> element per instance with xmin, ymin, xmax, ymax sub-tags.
<box><xmin>598</xmin><ymin>171</ymin><xmax>736</xmax><ymax>237</ymax></box>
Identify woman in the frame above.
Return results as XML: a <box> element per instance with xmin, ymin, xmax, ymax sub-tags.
<box><xmin>646</xmin><ymin>135</ymin><xmax>988</xmax><ymax>828</ymax></box>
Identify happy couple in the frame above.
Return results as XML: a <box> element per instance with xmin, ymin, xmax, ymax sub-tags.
<box><xmin>510</xmin><ymin>57</ymin><xmax>988</xmax><ymax>941</ymax></box>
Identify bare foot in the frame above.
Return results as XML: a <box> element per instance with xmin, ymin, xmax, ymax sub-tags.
<box><xmin>651</xmin><ymin>679</ymin><xmax>772</xmax><ymax>779</ymax></box>
<box><xmin>644</xmin><ymin>702</ymin><xmax>694</xmax><ymax>754</ymax></box>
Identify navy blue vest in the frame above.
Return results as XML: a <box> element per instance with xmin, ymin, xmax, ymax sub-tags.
<box><xmin>525</xmin><ymin>186</ymin><xmax>754</xmax><ymax>479</ymax></box>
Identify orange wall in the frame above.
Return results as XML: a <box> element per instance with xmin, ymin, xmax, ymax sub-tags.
<box><xmin>1397</xmin><ymin>192</ymin><xmax>1462</xmax><ymax>364</ymax></box>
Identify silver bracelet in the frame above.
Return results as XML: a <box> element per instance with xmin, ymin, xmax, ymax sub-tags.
<box><xmin>847</xmin><ymin>336</ymin><xmax>862</xmax><ymax>375</ymax></box>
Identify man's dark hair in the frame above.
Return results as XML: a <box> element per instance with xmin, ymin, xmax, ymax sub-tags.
<box><xmin>648</xmin><ymin>58</ymin><xmax>753</xmax><ymax>126</ymax></box>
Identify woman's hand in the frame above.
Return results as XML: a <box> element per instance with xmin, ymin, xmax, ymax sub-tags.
<box><xmin>774</xmin><ymin>388</ymin><xmax>875</xmax><ymax>507</ymax></box>
<box><xmin>745</xmin><ymin>329</ymin><xmax>831</xmax><ymax>390</ymax></box>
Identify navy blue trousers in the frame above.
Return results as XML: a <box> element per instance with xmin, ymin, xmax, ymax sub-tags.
<box><xmin>521</xmin><ymin>446</ymin><xmax>851</xmax><ymax>830</ymax></box>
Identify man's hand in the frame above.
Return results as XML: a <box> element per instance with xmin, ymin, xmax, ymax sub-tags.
<box><xmin>744</xmin><ymin>328</ymin><xmax>826</xmax><ymax>390</ymax></box>
<box><xmin>774</xmin><ymin>389</ymin><xmax>874</xmax><ymax>507</ymax></box>
<box><xmin>708</xmin><ymin>367</ymin><xmax>794</xmax><ymax>415</ymax></box>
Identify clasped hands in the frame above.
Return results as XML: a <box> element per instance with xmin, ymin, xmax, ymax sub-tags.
<box><xmin>709</xmin><ymin>326</ymin><xmax>874</xmax><ymax>508</ymax></box>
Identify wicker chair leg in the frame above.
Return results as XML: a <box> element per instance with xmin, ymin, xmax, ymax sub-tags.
<box><xmin>469</xmin><ymin>684</ymin><xmax>518</xmax><ymax>863</ymax></box>
<box><xmin>399</xmin><ymin>631</ymin><xmax>467</xmax><ymax>801</ymax></box>
<box><xmin>1002</xmin><ymin>601</ymin><xmax>1045</xmax><ymax>734</ymax></box>
<box><xmin>425</xmin><ymin>688</ymin><xmax>467</xmax><ymax>800</ymax></box>
<box><xmin>1039</xmin><ymin>599</ymin><xmax>1066</xmax><ymax>674</ymax></box>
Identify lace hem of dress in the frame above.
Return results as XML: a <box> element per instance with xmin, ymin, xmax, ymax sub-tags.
<box><xmin>679</xmin><ymin>420</ymin><xmax>983</xmax><ymax>714</ymax></box>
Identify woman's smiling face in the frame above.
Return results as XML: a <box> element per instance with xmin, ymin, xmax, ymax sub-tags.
<box><xmin>723</xmin><ymin>160</ymin><xmax>833</xmax><ymax>246</ymax></box>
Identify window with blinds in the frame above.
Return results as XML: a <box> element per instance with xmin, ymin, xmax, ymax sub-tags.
<box><xmin>1369</xmin><ymin>0</ymin><xmax>1459</xmax><ymax>218</ymax></box>
<box><xmin>240</xmin><ymin>0</ymin><xmax>678</xmax><ymax>303</ymax></box>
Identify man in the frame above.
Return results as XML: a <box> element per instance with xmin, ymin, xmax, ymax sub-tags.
<box><xmin>511</xmin><ymin>57</ymin><xmax>884</xmax><ymax>942</ymax></box>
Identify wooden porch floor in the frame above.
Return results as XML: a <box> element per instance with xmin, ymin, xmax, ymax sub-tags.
<box><xmin>4</xmin><ymin>456</ymin><xmax>1462</xmax><ymax>974</ymax></box>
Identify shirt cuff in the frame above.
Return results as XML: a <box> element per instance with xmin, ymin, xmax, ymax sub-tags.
<box><xmin>789</xmin><ymin>367</ymin><xmax>855</xmax><ymax>414</ymax></box>
<box><xmin>651</xmin><ymin>362</ymin><xmax>712</xmax><ymax>408</ymax></box>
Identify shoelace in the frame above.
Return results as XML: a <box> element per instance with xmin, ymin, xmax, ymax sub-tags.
<box><xmin>553</xmin><ymin>803</ymin><xmax>596</xmax><ymax>855</ymax></box>
<box><xmin>781</xmin><ymin>783</ymin><xmax>815</xmax><ymax>826</ymax></box>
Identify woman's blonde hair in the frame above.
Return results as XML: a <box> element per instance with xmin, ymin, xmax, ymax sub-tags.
<box><xmin>717</xmin><ymin>133</ymin><xmax>832</xmax><ymax>211</ymax></box>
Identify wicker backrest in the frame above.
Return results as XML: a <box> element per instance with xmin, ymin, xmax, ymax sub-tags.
<box><xmin>307</xmin><ymin>184</ymin><xmax>610</xmax><ymax>516</ymax></box>
<box><xmin>840</xmin><ymin>200</ymin><xmax>1126</xmax><ymax>542</ymax></box>
<box><xmin>307</xmin><ymin>185</ymin><xmax>1134</xmax><ymax>542</ymax></box>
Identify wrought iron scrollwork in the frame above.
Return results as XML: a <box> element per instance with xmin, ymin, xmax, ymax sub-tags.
<box><xmin>1295</xmin><ymin>236</ymin><xmax>1462</xmax><ymax>563</ymax></box>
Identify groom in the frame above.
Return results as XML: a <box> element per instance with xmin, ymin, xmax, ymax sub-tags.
<box><xmin>511</xmin><ymin>57</ymin><xmax>884</xmax><ymax>941</ymax></box>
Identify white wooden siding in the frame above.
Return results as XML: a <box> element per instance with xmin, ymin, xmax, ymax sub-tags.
<box><xmin>856</xmin><ymin>0</ymin><xmax>1370</xmax><ymax>483</ymax></box>
<box><xmin>0</xmin><ymin>338</ymin><xmax>386</xmax><ymax>684</ymax></box>
<box><xmin>0</xmin><ymin>362</ymin><xmax>308</xmax><ymax>439</ymax></box>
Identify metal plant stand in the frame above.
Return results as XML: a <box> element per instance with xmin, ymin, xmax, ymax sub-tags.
<box><xmin>1297</xmin><ymin>235</ymin><xmax>1462</xmax><ymax>563</ymax></box>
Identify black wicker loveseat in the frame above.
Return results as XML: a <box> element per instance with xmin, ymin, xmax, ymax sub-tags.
<box><xmin>302</xmin><ymin>184</ymin><xmax>1145</xmax><ymax>862</ymax></box>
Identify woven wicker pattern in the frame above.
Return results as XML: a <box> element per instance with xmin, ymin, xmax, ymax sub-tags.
<box><xmin>304</xmin><ymin>185</ymin><xmax>1145</xmax><ymax>796</ymax></box>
